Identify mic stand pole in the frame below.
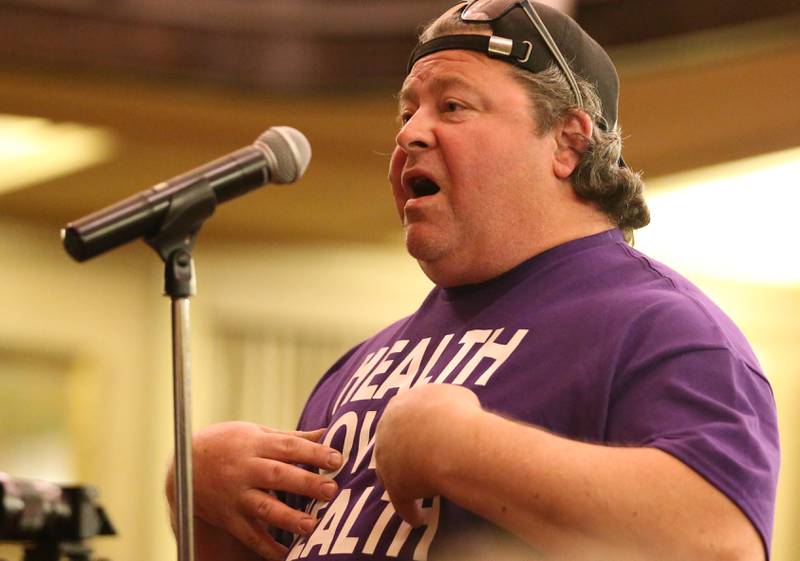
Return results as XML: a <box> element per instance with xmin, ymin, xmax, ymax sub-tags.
<box><xmin>146</xmin><ymin>179</ymin><xmax>218</xmax><ymax>561</ymax></box>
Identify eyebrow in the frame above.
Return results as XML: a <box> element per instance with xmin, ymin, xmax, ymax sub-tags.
<box><xmin>397</xmin><ymin>74</ymin><xmax>477</xmax><ymax>110</ymax></box>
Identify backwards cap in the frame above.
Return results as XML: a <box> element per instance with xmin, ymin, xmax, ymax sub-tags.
<box><xmin>408</xmin><ymin>1</ymin><xmax>621</xmax><ymax>131</ymax></box>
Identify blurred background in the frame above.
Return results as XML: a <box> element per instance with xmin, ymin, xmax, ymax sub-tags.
<box><xmin>0</xmin><ymin>0</ymin><xmax>798</xmax><ymax>559</ymax></box>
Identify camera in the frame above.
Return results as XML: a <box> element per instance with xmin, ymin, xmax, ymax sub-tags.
<box><xmin>0</xmin><ymin>473</ymin><xmax>114</xmax><ymax>561</ymax></box>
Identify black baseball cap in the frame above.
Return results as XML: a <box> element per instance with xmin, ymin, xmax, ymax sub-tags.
<box><xmin>408</xmin><ymin>0</ymin><xmax>621</xmax><ymax>133</ymax></box>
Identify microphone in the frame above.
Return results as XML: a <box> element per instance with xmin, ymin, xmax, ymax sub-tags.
<box><xmin>61</xmin><ymin>126</ymin><xmax>311</xmax><ymax>262</ymax></box>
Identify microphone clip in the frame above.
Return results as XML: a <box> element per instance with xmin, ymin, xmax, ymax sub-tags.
<box><xmin>145</xmin><ymin>176</ymin><xmax>216</xmax><ymax>298</ymax></box>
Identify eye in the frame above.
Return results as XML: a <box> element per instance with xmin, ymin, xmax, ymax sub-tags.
<box><xmin>398</xmin><ymin>106</ymin><xmax>416</xmax><ymax>125</ymax></box>
<box><xmin>443</xmin><ymin>100</ymin><xmax>466</xmax><ymax>113</ymax></box>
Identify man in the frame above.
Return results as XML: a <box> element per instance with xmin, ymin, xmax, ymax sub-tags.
<box><xmin>167</xmin><ymin>2</ymin><xmax>779</xmax><ymax>560</ymax></box>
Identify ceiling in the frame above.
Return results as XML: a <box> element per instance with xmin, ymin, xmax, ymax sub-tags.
<box><xmin>1</xmin><ymin>1</ymin><xmax>799</xmax><ymax>249</ymax></box>
<box><xmin>1</xmin><ymin>0</ymin><xmax>798</xmax><ymax>89</ymax></box>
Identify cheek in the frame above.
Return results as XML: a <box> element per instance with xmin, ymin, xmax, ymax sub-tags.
<box><xmin>389</xmin><ymin>147</ymin><xmax>407</xmax><ymax>214</ymax></box>
<box><xmin>466</xmin><ymin>130</ymin><xmax>541</xmax><ymax>188</ymax></box>
<box><xmin>441</xmin><ymin>132</ymin><xmax>535</xmax><ymax>224</ymax></box>
<box><xmin>389</xmin><ymin>145</ymin><xmax>405</xmax><ymax>177</ymax></box>
<box><xmin>441</xmin><ymin>137</ymin><xmax>502</xmax><ymax>200</ymax></box>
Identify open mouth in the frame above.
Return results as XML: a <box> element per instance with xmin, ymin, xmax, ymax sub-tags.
<box><xmin>409</xmin><ymin>176</ymin><xmax>441</xmax><ymax>198</ymax></box>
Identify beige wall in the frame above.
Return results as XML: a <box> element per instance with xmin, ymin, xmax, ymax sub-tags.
<box><xmin>0</xmin><ymin>217</ymin><xmax>796</xmax><ymax>560</ymax></box>
<box><xmin>0</xmin><ymin>218</ymin><xmax>165</xmax><ymax>560</ymax></box>
<box><xmin>0</xmin><ymin>217</ymin><xmax>432</xmax><ymax>561</ymax></box>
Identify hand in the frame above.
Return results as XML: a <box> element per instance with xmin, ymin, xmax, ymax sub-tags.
<box><xmin>374</xmin><ymin>384</ymin><xmax>481</xmax><ymax>526</ymax></box>
<box><xmin>165</xmin><ymin>421</ymin><xmax>343</xmax><ymax>560</ymax></box>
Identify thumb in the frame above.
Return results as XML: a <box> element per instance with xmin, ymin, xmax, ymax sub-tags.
<box><xmin>390</xmin><ymin>496</ymin><xmax>424</xmax><ymax>528</ymax></box>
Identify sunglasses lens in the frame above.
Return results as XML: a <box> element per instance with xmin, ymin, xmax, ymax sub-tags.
<box><xmin>461</xmin><ymin>0</ymin><xmax>514</xmax><ymax>21</ymax></box>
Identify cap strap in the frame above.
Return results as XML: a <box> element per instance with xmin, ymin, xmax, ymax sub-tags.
<box><xmin>407</xmin><ymin>34</ymin><xmax>531</xmax><ymax>74</ymax></box>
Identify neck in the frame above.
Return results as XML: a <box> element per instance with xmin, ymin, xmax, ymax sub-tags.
<box><xmin>422</xmin><ymin>200</ymin><xmax>615</xmax><ymax>288</ymax></box>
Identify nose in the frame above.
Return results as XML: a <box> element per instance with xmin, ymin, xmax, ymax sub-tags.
<box><xmin>395</xmin><ymin>110</ymin><xmax>436</xmax><ymax>153</ymax></box>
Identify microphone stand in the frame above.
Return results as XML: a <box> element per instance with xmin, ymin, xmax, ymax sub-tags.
<box><xmin>62</xmin><ymin>126</ymin><xmax>311</xmax><ymax>561</ymax></box>
<box><xmin>145</xmin><ymin>177</ymin><xmax>218</xmax><ymax>561</ymax></box>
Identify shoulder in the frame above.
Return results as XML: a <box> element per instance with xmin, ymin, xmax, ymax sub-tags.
<box><xmin>525</xmin><ymin>234</ymin><xmax>767</xmax><ymax>383</ymax></box>
<box><xmin>612</xmin><ymin>244</ymin><xmax>763</xmax><ymax>377</ymax></box>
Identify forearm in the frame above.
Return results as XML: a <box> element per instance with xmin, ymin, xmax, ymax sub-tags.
<box><xmin>433</xmin><ymin>409</ymin><xmax>763</xmax><ymax>561</ymax></box>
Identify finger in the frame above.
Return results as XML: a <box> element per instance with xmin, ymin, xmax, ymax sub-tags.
<box><xmin>229</xmin><ymin>515</ymin><xmax>289</xmax><ymax>561</ymax></box>
<box><xmin>390</xmin><ymin>496</ymin><xmax>424</xmax><ymax>528</ymax></box>
<box><xmin>255</xmin><ymin>432</ymin><xmax>343</xmax><ymax>471</ymax></box>
<box><xmin>239</xmin><ymin>488</ymin><xmax>319</xmax><ymax>537</ymax></box>
<box><xmin>290</xmin><ymin>428</ymin><xmax>327</xmax><ymax>442</ymax></box>
<box><xmin>260</xmin><ymin>426</ymin><xmax>326</xmax><ymax>442</ymax></box>
<box><xmin>247</xmin><ymin>458</ymin><xmax>339</xmax><ymax>502</ymax></box>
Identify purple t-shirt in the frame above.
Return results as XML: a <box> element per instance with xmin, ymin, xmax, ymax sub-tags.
<box><xmin>283</xmin><ymin>229</ymin><xmax>779</xmax><ymax>560</ymax></box>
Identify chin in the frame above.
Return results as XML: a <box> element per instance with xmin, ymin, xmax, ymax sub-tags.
<box><xmin>404</xmin><ymin>225</ymin><xmax>447</xmax><ymax>263</ymax></box>
<box><xmin>404</xmin><ymin>231</ymin><xmax>464</xmax><ymax>286</ymax></box>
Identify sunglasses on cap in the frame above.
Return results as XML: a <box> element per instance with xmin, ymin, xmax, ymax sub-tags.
<box><xmin>460</xmin><ymin>0</ymin><xmax>583</xmax><ymax>107</ymax></box>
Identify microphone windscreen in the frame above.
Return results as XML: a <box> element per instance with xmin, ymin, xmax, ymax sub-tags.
<box><xmin>258</xmin><ymin>126</ymin><xmax>312</xmax><ymax>184</ymax></box>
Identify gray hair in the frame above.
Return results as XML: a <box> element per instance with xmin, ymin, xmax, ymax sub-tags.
<box><xmin>418</xmin><ymin>13</ymin><xmax>650</xmax><ymax>243</ymax></box>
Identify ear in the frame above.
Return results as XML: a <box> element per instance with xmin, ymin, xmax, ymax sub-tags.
<box><xmin>552</xmin><ymin>110</ymin><xmax>593</xmax><ymax>180</ymax></box>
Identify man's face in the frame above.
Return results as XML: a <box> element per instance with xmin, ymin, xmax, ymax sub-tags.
<box><xmin>389</xmin><ymin>49</ymin><xmax>560</xmax><ymax>287</ymax></box>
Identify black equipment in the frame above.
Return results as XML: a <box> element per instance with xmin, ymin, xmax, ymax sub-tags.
<box><xmin>0</xmin><ymin>475</ymin><xmax>114</xmax><ymax>561</ymax></box>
